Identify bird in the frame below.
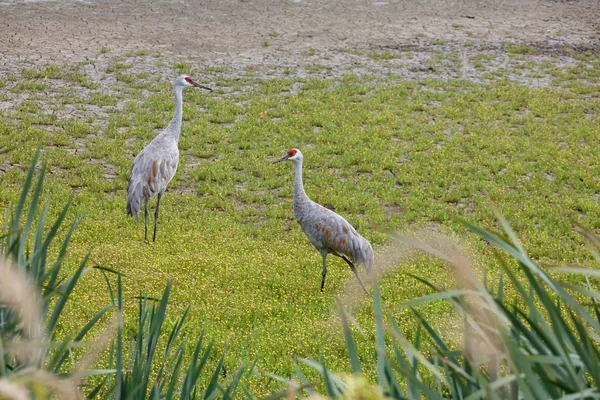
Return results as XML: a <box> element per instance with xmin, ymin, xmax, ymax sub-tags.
<box><xmin>274</xmin><ymin>148</ymin><xmax>374</xmax><ymax>294</ymax></box>
<box><xmin>126</xmin><ymin>75</ymin><xmax>212</xmax><ymax>242</ymax></box>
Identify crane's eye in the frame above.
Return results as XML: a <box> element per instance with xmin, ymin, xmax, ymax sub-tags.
<box><xmin>185</xmin><ymin>76</ymin><xmax>193</xmax><ymax>84</ymax></box>
<box><xmin>288</xmin><ymin>149</ymin><xmax>297</xmax><ymax>157</ymax></box>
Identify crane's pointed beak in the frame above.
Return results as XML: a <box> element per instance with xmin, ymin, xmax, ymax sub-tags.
<box><xmin>273</xmin><ymin>155</ymin><xmax>289</xmax><ymax>164</ymax></box>
<box><xmin>193</xmin><ymin>81</ymin><xmax>212</xmax><ymax>91</ymax></box>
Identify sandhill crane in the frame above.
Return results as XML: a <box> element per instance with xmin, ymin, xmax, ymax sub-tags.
<box><xmin>274</xmin><ymin>148</ymin><xmax>374</xmax><ymax>294</ymax></box>
<box><xmin>126</xmin><ymin>75</ymin><xmax>211</xmax><ymax>242</ymax></box>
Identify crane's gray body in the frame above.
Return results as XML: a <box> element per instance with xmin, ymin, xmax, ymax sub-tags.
<box><xmin>278</xmin><ymin>149</ymin><xmax>374</xmax><ymax>292</ymax></box>
<box><xmin>126</xmin><ymin>75</ymin><xmax>210</xmax><ymax>241</ymax></box>
<box><xmin>294</xmin><ymin>184</ymin><xmax>374</xmax><ymax>273</ymax></box>
<box><xmin>126</xmin><ymin>129</ymin><xmax>179</xmax><ymax>220</ymax></box>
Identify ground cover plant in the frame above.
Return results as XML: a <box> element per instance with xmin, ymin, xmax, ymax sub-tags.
<box><xmin>0</xmin><ymin>151</ymin><xmax>244</xmax><ymax>399</ymax></box>
<box><xmin>0</xmin><ymin>46</ymin><xmax>599</xmax><ymax>395</ymax></box>
<box><xmin>303</xmin><ymin>209</ymin><xmax>600</xmax><ymax>399</ymax></box>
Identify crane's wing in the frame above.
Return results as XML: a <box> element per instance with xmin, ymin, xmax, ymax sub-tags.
<box><xmin>126</xmin><ymin>146</ymin><xmax>179</xmax><ymax>219</ymax></box>
<box><xmin>300</xmin><ymin>205</ymin><xmax>362</xmax><ymax>258</ymax></box>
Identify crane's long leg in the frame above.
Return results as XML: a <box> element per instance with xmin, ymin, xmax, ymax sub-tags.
<box><xmin>320</xmin><ymin>252</ymin><xmax>328</xmax><ymax>292</ymax></box>
<box><xmin>144</xmin><ymin>201</ymin><xmax>149</xmax><ymax>242</ymax></box>
<box><xmin>153</xmin><ymin>191</ymin><xmax>164</xmax><ymax>242</ymax></box>
<box><xmin>341</xmin><ymin>255</ymin><xmax>369</xmax><ymax>295</ymax></box>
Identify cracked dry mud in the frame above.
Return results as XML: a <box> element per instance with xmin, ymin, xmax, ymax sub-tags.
<box><xmin>0</xmin><ymin>0</ymin><xmax>598</xmax><ymax>81</ymax></box>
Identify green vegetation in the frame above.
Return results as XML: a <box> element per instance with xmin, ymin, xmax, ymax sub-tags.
<box><xmin>506</xmin><ymin>44</ymin><xmax>538</xmax><ymax>55</ymax></box>
<box><xmin>305</xmin><ymin>64</ymin><xmax>333</xmax><ymax>74</ymax></box>
<box><xmin>0</xmin><ymin>151</ymin><xmax>241</xmax><ymax>398</ymax></box>
<box><xmin>0</xmin><ymin>48</ymin><xmax>599</xmax><ymax>396</ymax></box>
<box><xmin>14</xmin><ymin>81</ymin><xmax>48</xmax><ymax>92</ymax></box>
<box><xmin>306</xmin><ymin>209</ymin><xmax>600</xmax><ymax>398</ymax></box>
<box><xmin>367</xmin><ymin>51</ymin><xmax>399</xmax><ymax>61</ymax></box>
<box><xmin>106</xmin><ymin>62</ymin><xmax>133</xmax><ymax>73</ymax></box>
<box><xmin>174</xmin><ymin>62</ymin><xmax>192</xmax><ymax>74</ymax></box>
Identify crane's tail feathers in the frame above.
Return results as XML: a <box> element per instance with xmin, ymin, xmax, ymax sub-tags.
<box><xmin>126</xmin><ymin>201</ymin><xmax>139</xmax><ymax>221</ymax></box>
<box><xmin>364</xmin><ymin>254</ymin><xmax>374</xmax><ymax>274</ymax></box>
<box><xmin>126</xmin><ymin>181</ymin><xmax>143</xmax><ymax>221</ymax></box>
<box><xmin>363</xmin><ymin>242</ymin><xmax>375</xmax><ymax>274</ymax></box>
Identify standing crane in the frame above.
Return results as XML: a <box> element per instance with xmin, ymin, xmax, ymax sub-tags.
<box><xmin>274</xmin><ymin>148</ymin><xmax>374</xmax><ymax>294</ymax></box>
<box><xmin>127</xmin><ymin>75</ymin><xmax>211</xmax><ymax>241</ymax></box>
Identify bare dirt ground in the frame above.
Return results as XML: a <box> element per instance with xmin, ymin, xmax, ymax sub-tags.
<box><xmin>0</xmin><ymin>0</ymin><xmax>598</xmax><ymax>81</ymax></box>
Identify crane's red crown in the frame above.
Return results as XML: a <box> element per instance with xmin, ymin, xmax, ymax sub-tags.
<box><xmin>287</xmin><ymin>149</ymin><xmax>297</xmax><ymax>157</ymax></box>
<box><xmin>184</xmin><ymin>76</ymin><xmax>193</xmax><ymax>84</ymax></box>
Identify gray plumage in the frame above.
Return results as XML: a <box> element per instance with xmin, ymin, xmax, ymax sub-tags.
<box><xmin>275</xmin><ymin>148</ymin><xmax>374</xmax><ymax>293</ymax></box>
<box><xmin>126</xmin><ymin>75</ymin><xmax>211</xmax><ymax>241</ymax></box>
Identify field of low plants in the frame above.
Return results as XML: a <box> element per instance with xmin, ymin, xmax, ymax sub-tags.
<box><xmin>0</xmin><ymin>45</ymin><xmax>599</xmax><ymax>397</ymax></box>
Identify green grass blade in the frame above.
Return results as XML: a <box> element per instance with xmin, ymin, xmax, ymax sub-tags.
<box><xmin>550</xmin><ymin>267</ymin><xmax>600</xmax><ymax>278</ymax></box>
<box><xmin>156</xmin><ymin>306</ymin><xmax>189</xmax><ymax>388</ymax></box>
<box><xmin>296</xmin><ymin>357</ymin><xmax>347</xmax><ymax>392</ymax></box>
<box><xmin>0</xmin><ymin>336</ymin><xmax>6</xmax><ymax>377</ymax></box>
<box><xmin>165</xmin><ymin>306</ymin><xmax>189</xmax><ymax>357</ymax></box>
<box><xmin>239</xmin><ymin>382</ymin><xmax>256</xmax><ymax>400</ymax></box>
<box><xmin>321</xmin><ymin>355</ymin><xmax>338</xmax><ymax>399</ymax></box>
<box><xmin>46</xmin><ymin>254</ymin><xmax>90</xmax><ymax>335</ymax></box>
<box><xmin>40</xmin><ymin>197</ymin><xmax>73</xmax><ymax>260</ymax></box>
<box><xmin>518</xmin><ymin>266</ymin><xmax>581</xmax><ymax>389</ymax></box>
<box><xmin>337</xmin><ymin>300</ymin><xmax>361</xmax><ymax>375</ymax></box>
<box><xmin>409</xmin><ymin>326</ymin><xmax>422</xmax><ymax>394</ymax></box>
<box><xmin>79</xmin><ymin>368</ymin><xmax>119</xmax><ymax>377</ymax></box>
<box><xmin>411</xmin><ymin>309</ymin><xmax>460</xmax><ymax>365</ymax></box>
<box><xmin>203</xmin><ymin>352</ymin><xmax>225</xmax><ymax>400</ymax></box>
<box><xmin>404</xmin><ymin>289</ymin><xmax>481</xmax><ymax>308</ymax></box>
<box><xmin>139</xmin><ymin>281</ymin><xmax>172</xmax><ymax>394</ymax></box>
<box><xmin>115</xmin><ymin>274</ymin><xmax>123</xmax><ymax>400</ymax></box>
<box><xmin>221</xmin><ymin>365</ymin><xmax>246</xmax><ymax>400</ymax></box>
<box><xmin>86</xmin><ymin>377</ymin><xmax>107</xmax><ymax>399</ymax></box>
<box><xmin>293</xmin><ymin>360</ymin><xmax>315</xmax><ymax>396</ymax></box>
<box><xmin>557</xmin><ymin>388</ymin><xmax>600</xmax><ymax>400</ymax></box>
<box><xmin>386</xmin><ymin>311</ymin><xmax>450</xmax><ymax>385</ymax></box>
<box><xmin>388</xmin><ymin>345</ymin><xmax>443</xmax><ymax>400</ymax></box>
<box><xmin>181</xmin><ymin>331</ymin><xmax>208</xmax><ymax>399</ymax></box>
<box><xmin>466</xmin><ymin>221</ymin><xmax>600</xmax><ymax>338</ymax></box>
<box><xmin>383</xmin><ymin>346</ymin><xmax>406</xmax><ymax>398</ymax></box>
<box><xmin>18</xmin><ymin>160</ymin><xmax>45</xmax><ymax>268</ymax></box>
<box><xmin>497</xmin><ymin>268</ymin><xmax>504</xmax><ymax>302</ymax></box>
<box><xmin>246</xmin><ymin>358</ymin><xmax>258</xmax><ymax>379</ymax></box>
<box><xmin>52</xmin><ymin>303</ymin><xmax>113</xmax><ymax>373</ymax></box>
<box><xmin>463</xmin><ymin>374</ymin><xmax>519</xmax><ymax>400</ymax></box>
<box><xmin>41</xmin><ymin>202</ymin><xmax>76</xmax><ymax>300</ymax></box>
<box><xmin>567</xmin><ymin>310</ymin><xmax>600</xmax><ymax>382</ymax></box>
<box><xmin>498</xmin><ymin>321</ymin><xmax>551</xmax><ymax>398</ymax></box>
<box><xmin>163</xmin><ymin>342</ymin><xmax>186</xmax><ymax>398</ymax></box>
<box><xmin>12</xmin><ymin>148</ymin><xmax>40</xmax><ymax>241</ymax></box>
<box><xmin>488</xmin><ymin>202</ymin><xmax>526</xmax><ymax>254</ymax></box>
<box><xmin>30</xmin><ymin>204</ymin><xmax>49</xmax><ymax>282</ymax></box>
<box><xmin>372</xmin><ymin>277</ymin><xmax>387</xmax><ymax>391</ymax></box>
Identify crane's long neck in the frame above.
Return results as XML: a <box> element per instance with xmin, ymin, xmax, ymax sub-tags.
<box><xmin>293</xmin><ymin>159</ymin><xmax>311</xmax><ymax>219</ymax></box>
<box><xmin>166</xmin><ymin>86</ymin><xmax>184</xmax><ymax>142</ymax></box>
